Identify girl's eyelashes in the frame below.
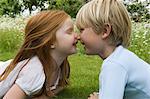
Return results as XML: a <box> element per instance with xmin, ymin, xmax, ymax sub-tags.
<box><xmin>67</xmin><ymin>31</ymin><xmax>73</xmax><ymax>34</ymax></box>
<box><xmin>66</xmin><ymin>28</ymin><xmax>74</xmax><ymax>34</ymax></box>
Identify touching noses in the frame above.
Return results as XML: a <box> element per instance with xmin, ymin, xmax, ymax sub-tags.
<box><xmin>74</xmin><ymin>33</ymin><xmax>81</xmax><ymax>40</ymax></box>
<box><xmin>74</xmin><ymin>33</ymin><xmax>80</xmax><ymax>40</ymax></box>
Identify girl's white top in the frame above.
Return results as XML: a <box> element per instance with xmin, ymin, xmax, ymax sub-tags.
<box><xmin>0</xmin><ymin>56</ymin><xmax>45</xmax><ymax>98</ymax></box>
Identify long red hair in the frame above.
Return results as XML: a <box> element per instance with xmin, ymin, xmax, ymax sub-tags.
<box><xmin>0</xmin><ymin>10</ymin><xmax>70</xmax><ymax>96</ymax></box>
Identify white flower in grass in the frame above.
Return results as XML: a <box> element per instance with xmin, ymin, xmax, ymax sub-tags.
<box><xmin>143</xmin><ymin>31</ymin><xmax>148</xmax><ymax>36</ymax></box>
<box><xmin>0</xmin><ymin>16</ymin><xmax>26</xmax><ymax>30</ymax></box>
<box><xmin>144</xmin><ymin>24</ymin><xmax>150</xmax><ymax>28</ymax></box>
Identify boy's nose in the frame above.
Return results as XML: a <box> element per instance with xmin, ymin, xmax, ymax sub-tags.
<box><xmin>77</xmin><ymin>34</ymin><xmax>81</xmax><ymax>40</ymax></box>
<box><xmin>74</xmin><ymin>33</ymin><xmax>80</xmax><ymax>40</ymax></box>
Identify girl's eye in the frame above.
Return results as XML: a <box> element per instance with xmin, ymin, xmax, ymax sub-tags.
<box><xmin>67</xmin><ymin>31</ymin><xmax>72</xmax><ymax>34</ymax></box>
<box><xmin>66</xmin><ymin>28</ymin><xmax>73</xmax><ymax>34</ymax></box>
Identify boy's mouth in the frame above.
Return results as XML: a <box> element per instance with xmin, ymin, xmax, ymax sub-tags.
<box><xmin>73</xmin><ymin>41</ymin><xmax>78</xmax><ymax>46</ymax></box>
<box><xmin>80</xmin><ymin>40</ymin><xmax>85</xmax><ymax>45</ymax></box>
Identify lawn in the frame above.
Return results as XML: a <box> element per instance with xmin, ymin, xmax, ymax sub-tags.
<box><xmin>0</xmin><ymin>16</ymin><xmax>149</xmax><ymax>99</ymax></box>
<box><xmin>56</xmin><ymin>54</ymin><xmax>101</xmax><ymax>99</ymax></box>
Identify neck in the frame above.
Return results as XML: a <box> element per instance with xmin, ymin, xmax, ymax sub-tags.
<box><xmin>50</xmin><ymin>51</ymin><xmax>66</xmax><ymax>67</ymax></box>
<box><xmin>99</xmin><ymin>45</ymin><xmax>116</xmax><ymax>60</ymax></box>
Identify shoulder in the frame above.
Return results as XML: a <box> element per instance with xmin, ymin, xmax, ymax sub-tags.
<box><xmin>0</xmin><ymin>59</ymin><xmax>13</xmax><ymax>75</ymax></box>
<box><xmin>100</xmin><ymin>60</ymin><xmax>128</xmax><ymax>87</ymax></box>
<box><xmin>103</xmin><ymin>46</ymin><xmax>135</xmax><ymax>70</ymax></box>
<box><xmin>102</xmin><ymin>60</ymin><xmax>128</xmax><ymax>74</ymax></box>
<box><xmin>16</xmin><ymin>56</ymin><xmax>45</xmax><ymax>78</ymax></box>
<box><xmin>15</xmin><ymin>56</ymin><xmax>45</xmax><ymax>96</ymax></box>
<box><xmin>22</xmin><ymin>56</ymin><xmax>43</xmax><ymax>70</ymax></box>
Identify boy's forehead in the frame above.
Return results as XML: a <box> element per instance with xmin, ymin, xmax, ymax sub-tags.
<box><xmin>76</xmin><ymin>19</ymin><xmax>91</xmax><ymax>30</ymax></box>
<box><xmin>76</xmin><ymin>23</ymin><xmax>89</xmax><ymax>29</ymax></box>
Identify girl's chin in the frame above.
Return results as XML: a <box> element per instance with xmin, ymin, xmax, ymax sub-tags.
<box><xmin>64</xmin><ymin>45</ymin><xmax>77</xmax><ymax>55</ymax></box>
<box><xmin>72</xmin><ymin>48</ymin><xmax>77</xmax><ymax>54</ymax></box>
<box><xmin>72</xmin><ymin>45</ymin><xmax>77</xmax><ymax>51</ymax></box>
<box><xmin>69</xmin><ymin>48</ymin><xmax>77</xmax><ymax>55</ymax></box>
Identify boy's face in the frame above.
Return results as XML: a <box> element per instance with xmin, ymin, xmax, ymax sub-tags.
<box><xmin>79</xmin><ymin>27</ymin><xmax>103</xmax><ymax>55</ymax></box>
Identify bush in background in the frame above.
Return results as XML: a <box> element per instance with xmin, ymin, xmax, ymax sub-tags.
<box><xmin>0</xmin><ymin>0</ymin><xmax>85</xmax><ymax>18</ymax></box>
<box><xmin>124</xmin><ymin>1</ymin><xmax>150</xmax><ymax>22</ymax></box>
<box><xmin>129</xmin><ymin>22</ymin><xmax>150</xmax><ymax>63</ymax></box>
<box><xmin>0</xmin><ymin>0</ymin><xmax>150</xmax><ymax>21</ymax></box>
<box><xmin>48</xmin><ymin>0</ymin><xmax>84</xmax><ymax>18</ymax></box>
<box><xmin>0</xmin><ymin>0</ymin><xmax>21</xmax><ymax>18</ymax></box>
<box><xmin>0</xmin><ymin>15</ymin><xmax>149</xmax><ymax>63</ymax></box>
<box><xmin>0</xmin><ymin>29</ymin><xmax>23</xmax><ymax>53</ymax></box>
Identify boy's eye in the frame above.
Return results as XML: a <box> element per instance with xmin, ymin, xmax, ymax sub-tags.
<box><xmin>80</xmin><ymin>28</ymin><xmax>84</xmax><ymax>32</ymax></box>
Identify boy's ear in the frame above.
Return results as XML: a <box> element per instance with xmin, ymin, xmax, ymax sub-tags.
<box><xmin>102</xmin><ymin>23</ymin><xmax>111</xmax><ymax>39</ymax></box>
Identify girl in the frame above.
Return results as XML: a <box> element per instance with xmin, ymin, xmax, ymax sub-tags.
<box><xmin>0</xmin><ymin>10</ymin><xmax>78</xmax><ymax>99</ymax></box>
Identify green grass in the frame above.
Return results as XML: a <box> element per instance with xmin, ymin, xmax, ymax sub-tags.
<box><xmin>0</xmin><ymin>52</ymin><xmax>17</xmax><ymax>61</ymax></box>
<box><xmin>0</xmin><ymin>29</ymin><xmax>23</xmax><ymax>54</ymax></box>
<box><xmin>0</xmin><ymin>52</ymin><xmax>102</xmax><ymax>99</ymax></box>
<box><xmin>129</xmin><ymin>22</ymin><xmax>150</xmax><ymax>63</ymax></box>
<box><xmin>56</xmin><ymin>54</ymin><xmax>101</xmax><ymax>99</ymax></box>
<box><xmin>0</xmin><ymin>20</ymin><xmax>150</xmax><ymax>98</ymax></box>
<box><xmin>0</xmin><ymin>29</ymin><xmax>102</xmax><ymax>99</ymax></box>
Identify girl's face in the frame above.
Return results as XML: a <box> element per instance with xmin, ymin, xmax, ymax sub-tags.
<box><xmin>55</xmin><ymin>18</ymin><xmax>78</xmax><ymax>56</ymax></box>
<box><xmin>79</xmin><ymin>27</ymin><xmax>104</xmax><ymax>55</ymax></box>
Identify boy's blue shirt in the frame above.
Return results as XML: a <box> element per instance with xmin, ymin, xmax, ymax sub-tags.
<box><xmin>99</xmin><ymin>45</ymin><xmax>150</xmax><ymax>99</ymax></box>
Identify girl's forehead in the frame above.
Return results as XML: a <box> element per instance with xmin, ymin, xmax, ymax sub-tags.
<box><xmin>61</xmin><ymin>18</ymin><xmax>74</xmax><ymax>30</ymax></box>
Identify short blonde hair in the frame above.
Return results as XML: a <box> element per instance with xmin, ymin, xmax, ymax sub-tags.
<box><xmin>76</xmin><ymin>0</ymin><xmax>131</xmax><ymax>47</ymax></box>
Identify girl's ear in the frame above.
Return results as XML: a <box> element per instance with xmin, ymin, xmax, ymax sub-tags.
<box><xmin>50</xmin><ymin>44</ymin><xmax>56</xmax><ymax>49</ymax></box>
<box><xmin>102</xmin><ymin>23</ymin><xmax>111</xmax><ymax>39</ymax></box>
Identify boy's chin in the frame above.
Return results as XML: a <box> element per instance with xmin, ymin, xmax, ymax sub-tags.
<box><xmin>85</xmin><ymin>51</ymin><xmax>93</xmax><ymax>55</ymax></box>
<box><xmin>85</xmin><ymin>50</ymin><xmax>97</xmax><ymax>55</ymax></box>
<box><xmin>85</xmin><ymin>52</ymin><xmax>95</xmax><ymax>55</ymax></box>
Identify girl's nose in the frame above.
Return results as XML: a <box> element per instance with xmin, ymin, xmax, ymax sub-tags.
<box><xmin>74</xmin><ymin>33</ymin><xmax>78</xmax><ymax>39</ymax></box>
<box><xmin>74</xmin><ymin>33</ymin><xmax>81</xmax><ymax>41</ymax></box>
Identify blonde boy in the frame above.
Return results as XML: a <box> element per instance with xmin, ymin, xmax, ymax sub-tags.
<box><xmin>76</xmin><ymin>0</ymin><xmax>150</xmax><ymax>99</ymax></box>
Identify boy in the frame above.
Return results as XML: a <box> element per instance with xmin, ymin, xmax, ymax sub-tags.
<box><xmin>76</xmin><ymin>0</ymin><xmax>150</xmax><ymax>99</ymax></box>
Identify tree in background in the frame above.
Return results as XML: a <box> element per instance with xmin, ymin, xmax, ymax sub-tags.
<box><xmin>0</xmin><ymin>0</ymin><xmax>149</xmax><ymax>20</ymax></box>
<box><xmin>47</xmin><ymin>0</ymin><xmax>84</xmax><ymax>18</ymax></box>
<box><xmin>124</xmin><ymin>0</ymin><xmax>150</xmax><ymax>22</ymax></box>
<box><xmin>0</xmin><ymin>0</ymin><xmax>21</xmax><ymax>18</ymax></box>
<box><xmin>0</xmin><ymin>0</ymin><xmax>84</xmax><ymax>18</ymax></box>
<box><xmin>21</xmin><ymin>0</ymin><xmax>46</xmax><ymax>14</ymax></box>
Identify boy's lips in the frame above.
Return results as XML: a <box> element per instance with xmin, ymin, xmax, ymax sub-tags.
<box><xmin>73</xmin><ymin>41</ymin><xmax>78</xmax><ymax>46</ymax></box>
<box><xmin>80</xmin><ymin>40</ymin><xmax>86</xmax><ymax>49</ymax></box>
<box><xmin>80</xmin><ymin>40</ymin><xmax>84</xmax><ymax>45</ymax></box>
<box><xmin>79</xmin><ymin>40</ymin><xmax>86</xmax><ymax>49</ymax></box>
